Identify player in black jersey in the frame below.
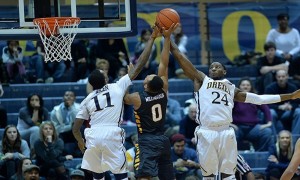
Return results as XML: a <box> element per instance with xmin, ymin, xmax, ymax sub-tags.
<box><xmin>124</xmin><ymin>23</ymin><xmax>179</xmax><ymax>180</ymax></box>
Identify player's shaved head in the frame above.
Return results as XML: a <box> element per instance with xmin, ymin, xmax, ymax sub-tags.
<box><xmin>88</xmin><ymin>70</ymin><xmax>106</xmax><ymax>90</ymax></box>
<box><xmin>148</xmin><ymin>75</ymin><xmax>164</xmax><ymax>93</ymax></box>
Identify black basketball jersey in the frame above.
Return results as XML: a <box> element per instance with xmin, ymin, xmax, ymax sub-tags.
<box><xmin>134</xmin><ymin>90</ymin><xmax>167</xmax><ymax>135</ymax></box>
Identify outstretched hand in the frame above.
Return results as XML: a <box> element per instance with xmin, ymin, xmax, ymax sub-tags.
<box><xmin>291</xmin><ymin>89</ymin><xmax>300</xmax><ymax>100</ymax></box>
<box><xmin>161</xmin><ymin>23</ymin><xmax>180</xmax><ymax>38</ymax></box>
<box><xmin>127</xmin><ymin>63</ymin><xmax>134</xmax><ymax>74</ymax></box>
<box><xmin>151</xmin><ymin>25</ymin><xmax>162</xmax><ymax>38</ymax></box>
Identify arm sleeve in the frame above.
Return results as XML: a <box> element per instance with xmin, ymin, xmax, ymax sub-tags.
<box><xmin>245</xmin><ymin>92</ymin><xmax>280</xmax><ymax>105</ymax></box>
<box><xmin>289</xmin><ymin>29</ymin><xmax>300</xmax><ymax>55</ymax></box>
<box><xmin>2</xmin><ymin>47</ymin><xmax>11</xmax><ymax>63</ymax></box>
<box><xmin>20</xmin><ymin>140</ymin><xmax>30</xmax><ymax>158</ymax></box>
<box><xmin>116</xmin><ymin>74</ymin><xmax>132</xmax><ymax>92</ymax></box>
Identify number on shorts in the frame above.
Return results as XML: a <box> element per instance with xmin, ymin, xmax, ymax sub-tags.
<box><xmin>211</xmin><ymin>91</ymin><xmax>229</xmax><ymax>106</ymax></box>
<box><xmin>93</xmin><ymin>92</ymin><xmax>114</xmax><ymax>111</ymax></box>
<box><xmin>152</xmin><ymin>104</ymin><xmax>162</xmax><ymax>122</ymax></box>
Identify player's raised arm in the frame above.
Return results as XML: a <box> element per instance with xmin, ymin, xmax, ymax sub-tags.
<box><xmin>170</xmin><ymin>39</ymin><xmax>205</xmax><ymax>83</ymax></box>
<box><xmin>158</xmin><ymin>24</ymin><xmax>178</xmax><ymax>92</ymax></box>
<box><xmin>128</xmin><ymin>25</ymin><xmax>160</xmax><ymax>80</ymax></box>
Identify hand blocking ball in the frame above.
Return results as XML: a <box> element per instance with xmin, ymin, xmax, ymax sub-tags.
<box><xmin>156</xmin><ymin>8</ymin><xmax>180</xmax><ymax>30</ymax></box>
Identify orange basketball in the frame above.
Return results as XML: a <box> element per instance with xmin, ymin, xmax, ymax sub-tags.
<box><xmin>156</xmin><ymin>8</ymin><xmax>180</xmax><ymax>30</ymax></box>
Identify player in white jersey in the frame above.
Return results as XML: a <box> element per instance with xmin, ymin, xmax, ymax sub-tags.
<box><xmin>72</xmin><ymin>25</ymin><xmax>161</xmax><ymax>180</ymax></box>
<box><xmin>170</xmin><ymin>41</ymin><xmax>300</xmax><ymax>180</ymax></box>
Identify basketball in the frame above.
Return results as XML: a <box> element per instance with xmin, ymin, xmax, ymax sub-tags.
<box><xmin>156</xmin><ymin>8</ymin><xmax>180</xmax><ymax>30</ymax></box>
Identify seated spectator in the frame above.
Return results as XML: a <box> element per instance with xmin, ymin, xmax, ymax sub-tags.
<box><xmin>232</xmin><ymin>77</ymin><xmax>274</xmax><ymax>151</ymax></box>
<box><xmin>94</xmin><ymin>35</ymin><xmax>129</xmax><ymax>79</ymax></box>
<box><xmin>71</xmin><ymin>39</ymin><xmax>89</xmax><ymax>82</ymax></box>
<box><xmin>0</xmin><ymin>83</ymin><xmax>7</xmax><ymax>128</ymax></box>
<box><xmin>34</xmin><ymin>121</ymin><xmax>72</xmax><ymax>179</ymax></box>
<box><xmin>132</xmin><ymin>28</ymin><xmax>158</xmax><ymax>80</ymax></box>
<box><xmin>0</xmin><ymin>125</ymin><xmax>30</xmax><ymax>179</ymax></box>
<box><xmin>265</xmin><ymin>70</ymin><xmax>300</xmax><ymax>136</ymax></box>
<box><xmin>179</xmin><ymin>104</ymin><xmax>198</xmax><ymax>148</ymax></box>
<box><xmin>266</xmin><ymin>13</ymin><xmax>300</xmax><ymax>70</ymax></box>
<box><xmin>10</xmin><ymin>157</ymin><xmax>32</xmax><ymax>180</ymax></box>
<box><xmin>70</xmin><ymin>169</ymin><xmax>85</xmax><ymax>180</ymax></box>
<box><xmin>256</xmin><ymin>42</ymin><xmax>288</xmax><ymax>94</ymax></box>
<box><xmin>17</xmin><ymin>94</ymin><xmax>49</xmax><ymax>151</ymax></box>
<box><xmin>50</xmin><ymin>90</ymin><xmax>81</xmax><ymax>157</ymax></box>
<box><xmin>2</xmin><ymin>40</ymin><xmax>26</xmax><ymax>83</ymax></box>
<box><xmin>33</xmin><ymin>41</ymin><xmax>66</xmax><ymax>83</ymax></box>
<box><xmin>280</xmin><ymin>138</ymin><xmax>300</xmax><ymax>180</ymax></box>
<box><xmin>23</xmin><ymin>164</ymin><xmax>40</xmax><ymax>180</ymax></box>
<box><xmin>170</xmin><ymin>134</ymin><xmax>202</xmax><ymax>180</ymax></box>
<box><xmin>266</xmin><ymin>130</ymin><xmax>300</xmax><ymax>179</ymax></box>
<box><xmin>165</xmin><ymin>95</ymin><xmax>182</xmax><ymax>131</ymax></box>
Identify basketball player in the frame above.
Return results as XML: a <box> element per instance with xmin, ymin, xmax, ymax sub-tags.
<box><xmin>72</xmin><ymin>25</ymin><xmax>161</xmax><ymax>180</ymax></box>
<box><xmin>123</xmin><ymin>23</ymin><xmax>178</xmax><ymax>180</ymax></box>
<box><xmin>280</xmin><ymin>138</ymin><xmax>300</xmax><ymax>180</ymax></box>
<box><xmin>170</xmin><ymin>41</ymin><xmax>300</xmax><ymax>180</ymax></box>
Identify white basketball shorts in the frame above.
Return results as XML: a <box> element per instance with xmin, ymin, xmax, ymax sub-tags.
<box><xmin>195</xmin><ymin>125</ymin><xmax>237</xmax><ymax>176</ymax></box>
<box><xmin>81</xmin><ymin>126</ymin><xmax>127</xmax><ymax>174</ymax></box>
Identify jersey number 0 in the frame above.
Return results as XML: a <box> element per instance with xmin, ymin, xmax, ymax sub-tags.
<box><xmin>152</xmin><ymin>104</ymin><xmax>162</xmax><ymax>122</ymax></box>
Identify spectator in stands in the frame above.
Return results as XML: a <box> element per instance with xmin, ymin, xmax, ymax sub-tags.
<box><xmin>70</xmin><ymin>169</ymin><xmax>85</xmax><ymax>180</ymax></box>
<box><xmin>34</xmin><ymin>121</ymin><xmax>72</xmax><ymax>179</ymax></box>
<box><xmin>266</xmin><ymin>13</ymin><xmax>300</xmax><ymax>61</ymax></box>
<box><xmin>0</xmin><ymin>125</ymin><xmax>30</xmax><ymax>179</ymax></box>
<box><xmin>266</xmin><ymin>13</ymin><xmax>300</xmax><ymax>80</ymax></box>
<box><xmin>256</xmin><ymin>42</ymin><xmax>288</xmax><ymax>94</ymax></box>
<box><xmin>179</xmin><ymin>104</ymin><xmax>198</xmax><ymax>148</ymax></box>
<box><xmin>265</xmin><ymin>70</ymin><xmax>300</xmax><ymax>136</ymax></box>
<box><xmin>281</xmin><ymin>138</ymin><xmax>300</xmax><ymax>180</ymax></box>
<box><xmin>95</xmin><ymin>58</ymin><xmax>113</xmax><ymax>83</ymax></box>
<box><xmin>50</xmin><ymin>90</ymin><xmax>81</xmax><ymax>157</ymax></box>
<box><xmin>133</xmin><ymin>28</ymin><xmax>158</xmax><ymax>80</ymax></box>
<box><xmin>165</xmin><ymin>95</ymin><xmax>182</xmax><ymax>131</ymax></box>
<box><xmin>171</xmin><ymin>133</ymin><xmax>202</xmax><ymax>180</ymax></box>
<box><xmin>232</xmin><ymin>77</ymin><xmax>274</xmax><ymax>151</ymax></box>
<box><xmin>71</xmin><ymin>39</ymin><xmax>89</xmax><ymax>82</ymax></box>
<box><xmin>0</xmin><ymin>82</ymin><xmax>7</xmax><ymax>128</ymax></box>
<box><xmin>17</xmin><ymin>94</ymin><xmax>48</xmax><ymax>151</ymax></box>
<box><xmin>34</xmin><ymin>41</ymin><xmax>66</xmax><ymax>83</ymax></box>
<box><xmin>94</xmin><ymin>27</ymin><xmax>129</xmax><ymax>79</ymax></box>
<box><xmin>266</xmin><ymin>130</ymin><xmax>300</xmax><ymax>180</ymax></box>
<box><xmin>2</xmin><ymin>40</ymin><xmax>26</xmax><ymax>83</ymax></box>
<box><xmin>10</xmin><ymin>157</ymin><xmax>32</xmax><ymax>180</ymax></box>
<box><xmin>22</xmin><ymin>164</ymin><xmax>40</xmax><ymax>180</ymax></box>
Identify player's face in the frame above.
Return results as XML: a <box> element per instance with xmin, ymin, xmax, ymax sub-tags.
<box><xmin>239</xmin><ymin>80</ymin><xmax>251</xmax><ymax>92</ymax></box>
<box><xmin>6</xmin><ymin>127</ymin><xmax>18</xmax><ymax>142</ymax></box>
<box><xmin>208</xmin><ymin>62</ymin><xmax>226</xmax><ymax>80</ymax></box>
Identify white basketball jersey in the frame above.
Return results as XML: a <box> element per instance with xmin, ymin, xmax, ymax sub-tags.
<box><xmin>76</xmin><ymin>75</ymin><xmax>132</xmax><ymax>127</ymax></box>
<box><xmin>195</xmin><ymin>76</ymin><xmax>235</xmax><ymax>127</ymax></box>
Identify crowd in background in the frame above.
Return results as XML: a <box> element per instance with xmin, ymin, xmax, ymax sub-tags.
<box><xmin>0</xmin><ymin>13</ymin><xmax>300</xmax><ymax>180</ymax></box>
